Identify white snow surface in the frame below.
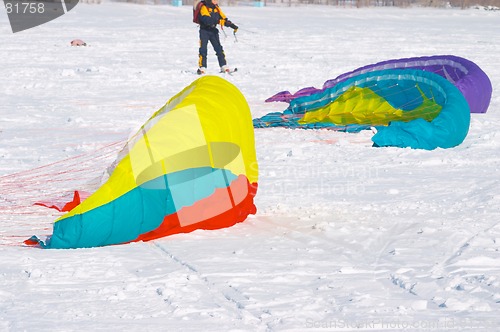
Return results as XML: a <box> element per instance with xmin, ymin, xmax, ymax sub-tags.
<box><xmin>1</xmin><ymin>3</ymin><xmax>500</xmax><ymax>331</ymax></box>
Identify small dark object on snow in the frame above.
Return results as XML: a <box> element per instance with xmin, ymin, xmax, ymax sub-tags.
<box><xmin>71</xmin><ymin>39</ymin><xmax>87</xmax><ymax>46</ymax></box>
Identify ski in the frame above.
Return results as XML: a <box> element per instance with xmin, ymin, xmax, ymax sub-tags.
<box><xmin>221</xmin><ymin>67</ymin><xmax>237</xmax><ymax>75</ymax></box>
<box><xmin>186</xmin><ymin>68</ymin><xmax>237</xmax><ymax>75</ymax></box>
<box><xmin>181</xmin><ymin>70</ymin><xmax>200</xmax><ymax>75</ymax></box>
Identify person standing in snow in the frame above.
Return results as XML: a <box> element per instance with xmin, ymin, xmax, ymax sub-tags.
<box><xmin>196</xmin><ymin>0</ymin><xmax>238</xmax><ymax>75</ymax></box>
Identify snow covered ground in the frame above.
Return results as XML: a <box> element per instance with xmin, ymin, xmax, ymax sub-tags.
<box><xmin>1</xmin><ymin>2</ymin><xmax>500</xmax><ymax>331</ymax></box>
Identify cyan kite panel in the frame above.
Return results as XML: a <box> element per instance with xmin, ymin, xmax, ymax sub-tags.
<box><xmin>31</xmin><ymin>76</ymin><xmax>259</xmax><ymax>249</ymax></box>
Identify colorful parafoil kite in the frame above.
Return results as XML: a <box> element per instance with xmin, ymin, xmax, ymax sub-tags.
<box><xmin>256</xmin><ymin>55</ymin><xmax>492</xmax><ymax>150</ymax></box>
<box><xmin>28</xmin><ymin>76</ymin><xmax>258</xmax><ymax>249</ymax></box>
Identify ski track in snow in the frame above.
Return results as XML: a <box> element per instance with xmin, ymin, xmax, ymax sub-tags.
<box><xmin>1</xmin><ymin>2</ymin><xmax>500</xmax><ymax>331</ymax></box>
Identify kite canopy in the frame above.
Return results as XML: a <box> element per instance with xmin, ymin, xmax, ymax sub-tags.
<box><xmin>254</xmin><ymin>68</ymin><xmax>471</xmax><ymax>150</ymax></box>
<box><xmin>31</xmin><ymin>76</ymin><xmax>258</xmax><ymax>249</ymax></box>
<box><xmin>266</xmin><ymin>55</ymin><xmax>492</xmax><ymax>115</ymax></box>
<box><xmin>256</xmin><ymin>55</ymin><xmax>491</xmax><ymax>149</ymax></box>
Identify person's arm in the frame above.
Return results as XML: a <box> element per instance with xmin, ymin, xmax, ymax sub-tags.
<box><xmin>217</xmin><ymin>6</ymin><xmax>238</xmax><ymax>31</ymax></box>
<box><xmin>224</xmin><ymin>19</ymin><xmax>238</xmax><ymax>31</ymax></box>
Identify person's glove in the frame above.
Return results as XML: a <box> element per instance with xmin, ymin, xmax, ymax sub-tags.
<box><xmin>225</xmin><ymin>19</ymin><xmax>238</xmax><ymax>32</ymax></box>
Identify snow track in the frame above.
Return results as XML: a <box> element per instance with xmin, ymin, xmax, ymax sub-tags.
<box><xmin>150</xmin><ymin>241</ymin><xmax>271</xmax><ymax>331</ymax></box>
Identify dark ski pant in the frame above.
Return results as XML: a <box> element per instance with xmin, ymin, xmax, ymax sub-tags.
<box><xmin>198</xmin><ymin>28</ymin><xmax>227</xmax><ymax>69</ymax></box>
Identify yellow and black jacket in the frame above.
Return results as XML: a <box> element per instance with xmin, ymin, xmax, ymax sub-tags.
<box><xmin>198</xmin><ymin>2</ymin><xmax>232</xmax><ymax>30</ymax></box>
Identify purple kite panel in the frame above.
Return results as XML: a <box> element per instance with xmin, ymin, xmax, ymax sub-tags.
<box><xmin>266</xmin><ymin>55</ymin><xmax>492</xmax><ymax>114</ymax></box>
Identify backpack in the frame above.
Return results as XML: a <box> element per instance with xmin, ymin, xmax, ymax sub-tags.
<box><xmin>193</xmin><ymin>0</ymin><xmax>206</xmax><ymax>24</ymax></box>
